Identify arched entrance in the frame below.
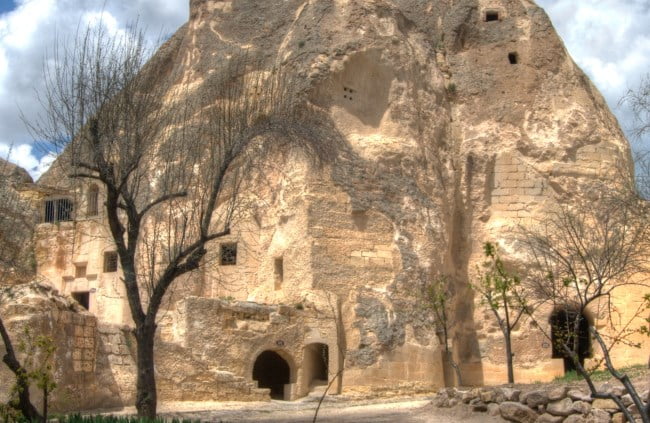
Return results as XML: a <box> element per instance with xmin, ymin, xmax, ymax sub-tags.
<box><xmin>303</xmin><ymin>343</ymin><xmax>329</xmax><ymax>390</ymax></box>
<box><xmin>549</xmin><ymin>309</ymin><xmax>591</xmax><ymax>373</ymax></box>
<box><xmin>252</xmin><ymin>350</ymin><xmax>290</xmax><ymax>400</ymax></box>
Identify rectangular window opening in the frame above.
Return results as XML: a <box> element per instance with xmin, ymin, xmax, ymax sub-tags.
<box><xmin>44</xmin><ymin>198</ymin><xmax>74</xmax><ymax>223</ymax></box>
<box><xmin>485</xmin><ymin>11</ymin><xmax>499</xmax><ymax>22</ymax></box>
<box><xmin>220</xmin><ymin>243</ymin><xmax>237</xmax><ymax>266</ymax></box>
<box><xmin>508</xmin><ymin>52</ymin><xmax>518</xmax><ymax>64</ymax></box>
<box><xmin>72</xmin><ymin>291</ymin><xmax>90</xmax><ymax>310</ymax></box>
<box><xmin>274</xmin><ymin>257</ymin><xmax>284</xmax><ymax>290</ymax></box>
<box><xmin>75</xmin><ymin>264</ymin><xmax>87</xmax><ymax>279</ymax></box>
<box><xmin>87</xmin><ymin>186</ymin><xmax>99</xmax><ymax>217</ymax></box>
<box><xmin>103</xmin><ymin>251</ymin><xmax>118</xmax><ymax>273</ymax></box>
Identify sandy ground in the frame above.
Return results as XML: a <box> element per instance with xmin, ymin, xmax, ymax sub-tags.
<box><xmin>103</xmin><ymin>396</ymin><xmax>505</xmax><ymax>422</ymax></box>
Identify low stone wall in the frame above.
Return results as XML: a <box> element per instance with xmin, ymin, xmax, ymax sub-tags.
<box><xmin>434</xmin><ymin>383</ymin><xmax>649</xmax><ymax>423</ymax></box>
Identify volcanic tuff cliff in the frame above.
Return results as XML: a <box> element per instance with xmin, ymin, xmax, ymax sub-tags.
<box><xmin>170</xmin><ymin>0</ymin><xmax>630</xmax><ymax>374</ymax></box>
<box><xmin>31</xmin><ymin>0</ymin><xmax>634</xmax><ymax>392</ymax></box>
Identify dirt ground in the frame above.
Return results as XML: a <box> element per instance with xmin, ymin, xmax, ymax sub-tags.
<box><xmin>100</xmin><ymin>368</ymin><xmax>648</xmax><ymax>422</ymax></box>
<box><xmin>108</xmin><ymin>396</ymin><xmax>505</xmax><ymax>422</ymax></box>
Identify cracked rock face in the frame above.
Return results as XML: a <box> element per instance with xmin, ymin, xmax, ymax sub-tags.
<box><xmin>37</xmin><ymin>0</ymin><xmax>634</xmax><ymax>388</ymax></box>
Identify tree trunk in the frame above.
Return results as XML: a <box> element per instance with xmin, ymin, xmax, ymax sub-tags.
<box><xmin>335</xmin><ymin>297</ymin><xmax>346</xmax><ymax>395</ymax></box>
<box><xmin>134</xmin><ymin>324</ymin><xmax>157</xmax><ymax>419</ymax></box>
<box><xmin>42</xmin><ymin>387</ymin><xmax>48</xmax><ymax>423</ymax></box>
<box><xmin>505</xmin><ymin>331</ymin><xmax>514</xmax><ymax>384</ymax></box>
<box><xmin>0</xmin><ymin>317</ymin><xmax>42</xmax><ymax>421</ymax></box>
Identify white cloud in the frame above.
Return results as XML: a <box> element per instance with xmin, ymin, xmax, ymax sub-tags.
<box><xmin>0</xmin><ymin>0</ymin><xmax>188</xmax><ymax>178</ymax></box>
<box><xmin>537</xmin><ymin>0</ymin><xmax>650</xmax><ymax>146</ymax></box>
<box><xmin>1</xmin><ymin>0</ymin><xmax>649</xmax><ymax>178</ymax></box>
<box><xmin>0</xmin><ymin>143</ymin><xmax>56</xmax><ymax>180</ymax></box>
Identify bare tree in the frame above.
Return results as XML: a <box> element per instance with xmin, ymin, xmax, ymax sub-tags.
<box><xmin>29</xmin><ymin>22</ymin><xmax>334</xmax><ymax>418</ymax></box>
<box><xmin>312</xmin><ymin>292</ymin><xmax>346</xmax><ymax>423</ymax></box>
<box><xmin>0</xmin><ymin>158</ymin><xmax>42</xmax><ymax>421</ymax></box>
<box><xmin>621</xmin><ymin>73</ymin><xmax>650</xmax><ymax>140</ymax></box>
<box><xmin>517</xmin><ymin>184</ymin><xmax>650</xmax><ymax>422</ymax></box>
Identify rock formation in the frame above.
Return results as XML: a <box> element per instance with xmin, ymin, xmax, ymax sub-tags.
<box><xmin>2</xmin><ymin>0</ymin><xmax>648</xmax><ymax>411</ymax></box>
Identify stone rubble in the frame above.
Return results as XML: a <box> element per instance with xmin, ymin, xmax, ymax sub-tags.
<box><xmin>433</xmin><ymin>383</ymin><xmax>649</xmax><ymax>422</ymax></box>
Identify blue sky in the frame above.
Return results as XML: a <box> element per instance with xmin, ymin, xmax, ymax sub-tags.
<box><xmin>0</xmin><ymin>0</ymin><xmax>649</xmax><ymax>179</ymax></box>
<box><xmin>0</xmin><ymin>1</ymin><xmax>16</xmax><ymax>14</ymax></box>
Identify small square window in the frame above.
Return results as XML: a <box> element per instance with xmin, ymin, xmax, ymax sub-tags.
<box><xmin>75</xmin><ymin>264</ymin><xmax>87</xmax><ymax>279</ymax></box>
<box><xmin>104</xmin><ymin>251</ymin><xmax>118</xmax><ymax>273</ymax></box>
<box><xmin>220</xmin><ymin>243</ymin><xmax>237</xmax><ymax>266</ymax></box>
<box><xmin>508</xmin><ymin>52</ymin><xmax>518</xmax><ymax>65</ymax></box>
<box><xmin>485</xmin><ymin>11</ymin><xmax>499</xmax><ymax>22</ymax></box>
<box><xmin>72</xmin><ymin>291</ymin><xmax>90</xmax><ymax>310</ymax></box>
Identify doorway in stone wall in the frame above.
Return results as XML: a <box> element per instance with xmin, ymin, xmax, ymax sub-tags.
<box><xmin>549</xmin><ymin>309</ymin><xmax>591</xmax><ymax>373</ymax></box>
<box><xmin>252</xmin><ymin>350</ymin><xmax>291</xmax><ymax>399</ymax></box>
<box><xmin>303</xmin><ymin>343</ymin><xmax>329</xmax><ymax>390</ymax></box>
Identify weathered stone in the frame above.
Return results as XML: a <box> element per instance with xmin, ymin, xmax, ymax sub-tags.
<box><xmin>599</xmin><ymin>383</ymin><xmax>626</xmax><ymax>397</ymax></box>
<box><xmin>535</xmin><ymin>413</ymin><xmax>564</xmax><ymax>423</ymax></box>
<box><xmin>548</xmin><ymin>386</ymin><xmax>569</xmax><ymax>401</ymax></box>
<box><xmin>627</xmin><ymin>403</ymin><xmax>643</xmax><ymax>416</ymax></box>
<box><xmin>586</xmin><ymin>408</ymin><xmax>613</xmax><ymax>423</ymax></box>
<box><xmin>525</xmin><ymin>391</ymin><xmax>550</xmax><ymax>408</ymax></box>
<box><xmin>572</xmin><ymin>401</ymin><xmax>592</xmax><ymax>415</ymax></box>
<box><xmin>500</xmin><ymin>388</ymin><xmax>522</xmax><ymax>402</ymax></box>
<box><xmin>569</xmin><ymin>389</ymin><xmax>593</xmax><ymax>403</ymax></box>
<box><xmin>592</xmin><ymin>398</ymin><xmax>620</xmax><ymax>411</ymax></box>
<box><xmin>564</xmin><ymin>415</ymin><xmax>587</xmax><ymax>423</ymax></box>
<box><xmin>487</xmin><ymin>402</ymin><xmax>501</xmax><ymax>417</ymax></box>
<box><xmin>434</xmin><ymin>391</ymin><xmax>451</xmax><ymax>408</ymax></box>
<box><xmin>481</xmin><ymin>389</ymin><xmax>497</xmax><ymax>403</ymax></box>
<box><xmin>611</xmin><ymin>412</ymin><xmax>628</xmax><ymax>423</ymax></box>
<box><xmin>500</xmin><ymin>401</ymin><xmax>539</xmax><ymax>423</ymax></box>
<box><xmin>462</xmin><ymin>388</ymin><xmax>481</xmax><ymax>404</ymax></box>
<box><xmin>547</xmin><ymin>398</ymin><xmax>576</xmax><ymax>416</ymax></box>
<box><xmin>620</xmin><ymin>394</ymin><xmax>633</xmax><ymax>407</ymax></box>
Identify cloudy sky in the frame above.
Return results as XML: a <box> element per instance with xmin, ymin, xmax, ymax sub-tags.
<box><xmin>0</xmin><ymin>0</ymin><xmax>649</xmax><ymax>179</ymax></box>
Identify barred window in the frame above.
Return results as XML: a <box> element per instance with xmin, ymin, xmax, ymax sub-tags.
<box><xmin>87</xmin><ymin>184</ymin><xmax>99</xmax><ymax>217</ymax></box>
<box><xmin>104</xmin><ymin>251</ymin><xmax>118</xmax><ymax>273</ymax></box>
<box><xmin>220</xmin><ymin>243</ymin><xmax>237</xmax><ymax>266</ymax></box>
<box><xmin>44</xmin><ymin>198</ymin><xmax>73</xmax><ymax>223</ymax></box>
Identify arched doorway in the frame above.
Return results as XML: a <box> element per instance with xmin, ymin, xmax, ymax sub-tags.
<box><xmin>252</xmin><ymin>350</ymin><xmax>290</xmax><ymax>400</ymax></box>
<box><xmin>303</xmin><ymin>343</ymin><xmax>329</xmax><ymax>390</ymax></box>
<box><xmin>549</xmin><ymin>309</ymin><xmax>591</xmax><ymax>373</ymax></box>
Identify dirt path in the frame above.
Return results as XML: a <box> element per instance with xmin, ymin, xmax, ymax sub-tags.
<box><xmin>106</xmin><ymin>397</ymin><xmax>505</xmax><ymax>422</ymax></box>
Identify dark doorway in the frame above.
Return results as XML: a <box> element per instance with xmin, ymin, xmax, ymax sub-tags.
<box><xmin>550</xmin><ymin>309</ymin><xmax>591</xmax><ymax>373</ymax></box>
<box><xmin>72</xmin><ymin>291</ymin><xmax>90</xmax><ymax>310</ymax></box>
<box><xmin>303</xmin><ymin>343</ymin><xmax>329</xmax><ymax>389</ymax></box>
<box><xmin>252</xmin><ymin>350</ymin><xmax>290</xmax><ymax>399</ymax></box>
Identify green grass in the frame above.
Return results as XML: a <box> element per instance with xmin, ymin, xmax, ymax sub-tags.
<box><xmin>553</xmin><ymin>363</ymin><xmax>648</xmax><ymax>383</ymax></box>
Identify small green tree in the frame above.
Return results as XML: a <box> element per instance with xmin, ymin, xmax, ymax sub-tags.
<box><xmin>4</xmin><ymin>327</ymin><xmax>58</xmax><ymax>423</ymax></box>
<box><xmin>424</xmin><ymin>275</ymin><xmax>462</xmax><ymax>386</ymax></box>
<box><xmin>473</xmin><ymin>241</ymin><xmax>534</xmax><ymax>384</ymax></box>
<box><xmin>19</xmin><ymin>328</ymin><xmax>57</xmax><ymax>423</ymax></box>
